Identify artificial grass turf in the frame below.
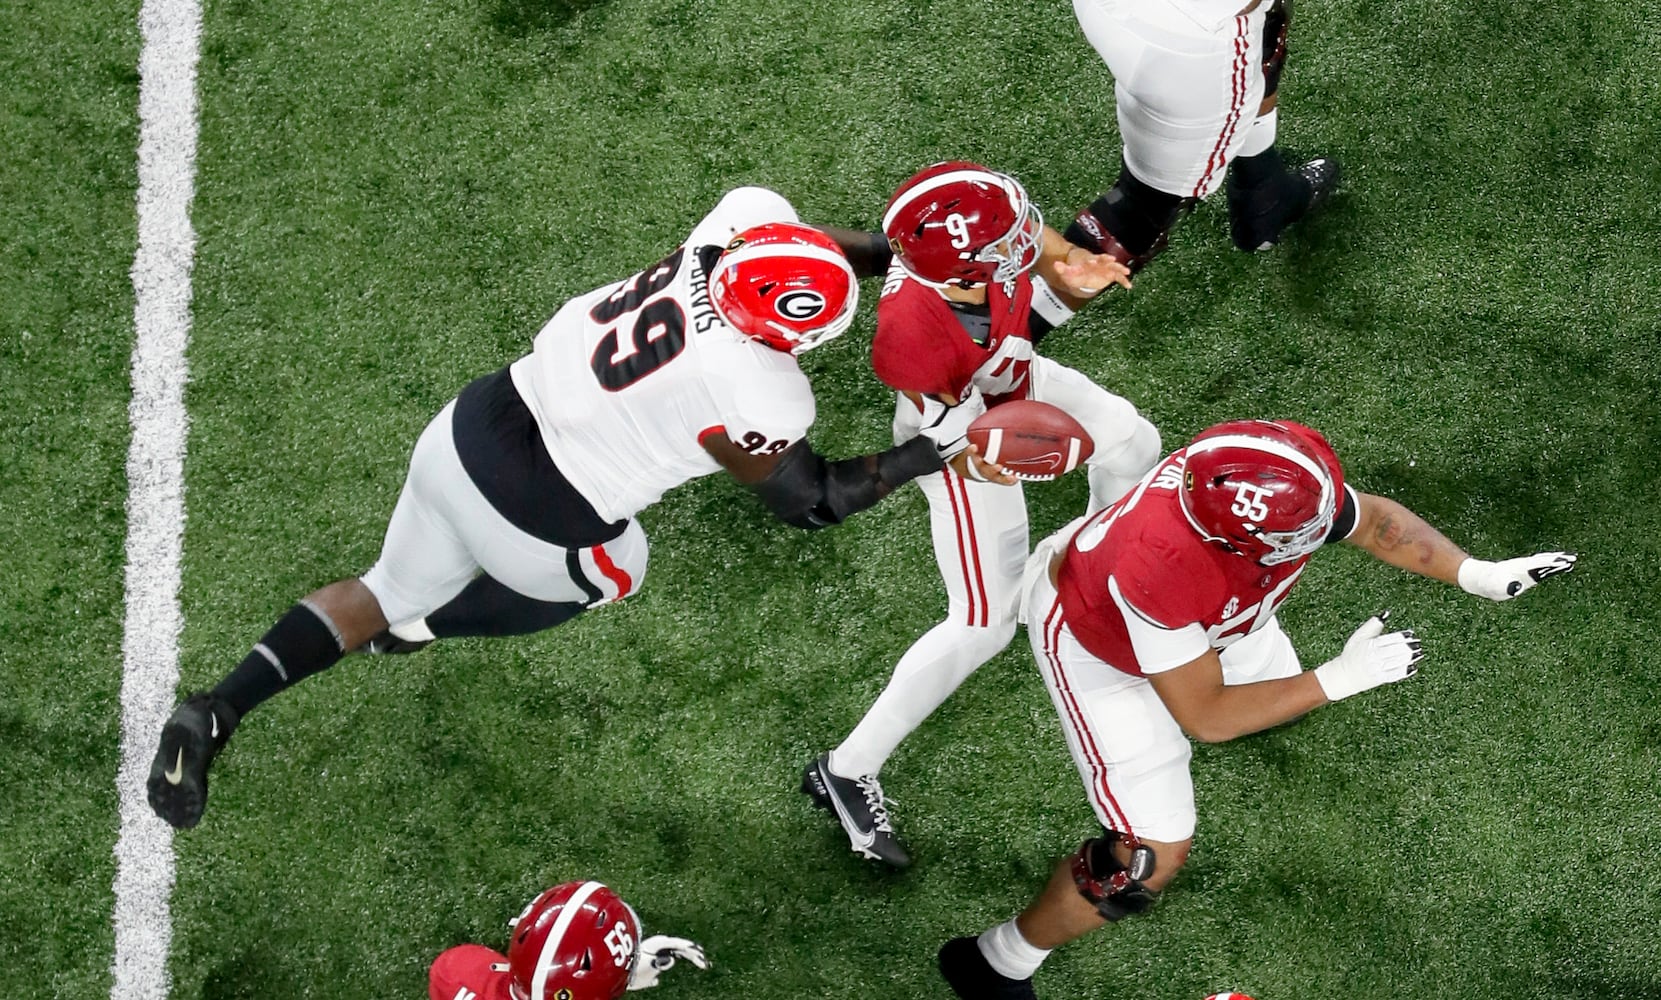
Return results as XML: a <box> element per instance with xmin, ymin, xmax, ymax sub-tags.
<box><xmin>4</xmin><ymin>0</ymin><xmax>1659</xmax><ymax>996</ymax></box>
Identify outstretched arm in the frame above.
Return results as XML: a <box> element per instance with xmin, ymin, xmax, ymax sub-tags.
<box><xmin>702</xmin><ymin>433</ymin><xmax>943</xmax><ymax>529</ymax></box>
<box><xmin>809</xmin><ymin>225</ymin><xmax>894</xmax><ymax>278</ymax></box>
<box><xmin>1034</xmin><ymin>225</ymin><xmax>1133</xmax><ymax>309</ymax></box>
<box><xmin>1347</xmin><ymin>491</ymin><xmax>1577</xmax><ymax>599</ymax></box>
<box><xmin>1346</xmin><ymin>491</ymin><xmax>1469</xmax><ymax>584</ymax></box>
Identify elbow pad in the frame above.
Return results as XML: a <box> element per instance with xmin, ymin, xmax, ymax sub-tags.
<box><xmin>751</xmin><ymin>438</ymin><xmax>943</xmax><ymax>530</ymax></box>
<box><xmin>915</xmin><ymin>387</ymin><xmax>988</xmax><ymax>460</ymax></box>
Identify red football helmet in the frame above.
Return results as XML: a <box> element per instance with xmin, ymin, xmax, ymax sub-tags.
<box><xmin>1177</xmin><ymin>420</ymin><xmax>1345</xmax><ymax>566</ymax></box>
<box><xmin>708</xmin><ymin>222</ymin><xmax>858</xmax><ymax>355</ymax></box>
<box><xmin>882</xmin><ymin>161</ymin><xmax>1046</xmax><ymax>287</ymax></box>
<box><xmin>505</xmin><ymin>881</ymin><xmax>640</xmax><ymax>1000</ymax></box>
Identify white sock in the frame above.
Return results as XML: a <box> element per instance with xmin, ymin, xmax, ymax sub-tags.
<box><xmin>389</xmin><ymin>618</ymin><xmax>436</xmax><ymax>643</ymax></box>
<box><xmin>1239</xmin><ymin>107</ymin><xmax>1278</xmax><ymax>158</ymax></box>
<box><xmin>830</xmin><ymin>618</ymin><xmax>1011</xmax><ymax>777</ymax></box>
<box><xmin>978</xmin><ymin>920</ymin><xmax>1050</xmax><ymax>981</ymax></box>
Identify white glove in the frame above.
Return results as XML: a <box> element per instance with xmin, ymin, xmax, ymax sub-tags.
<box><xmin>627</xmin><ymin>935</ymin><xmax>709</xmax><ymax>990</ymax></box>
<box><xmin>915</xmin><ymin>387</ymin><xmax>987</xmax><ymax>460</ymax></box>
<box><xmin>1313</xmin><ymin>612</ymin><xmax>1425</xmax><ymax>702</ymax></box>
<box><xmin>1457</xmin><ymin>552</ymin><xmax>1577</xmax><ymax>602</ymax></box>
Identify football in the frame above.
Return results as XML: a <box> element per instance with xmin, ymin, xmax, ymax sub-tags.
<box><xmin>966</xmin><ymin>400</ymin><xmax>1094</xmax><ymax>481</ymax></box>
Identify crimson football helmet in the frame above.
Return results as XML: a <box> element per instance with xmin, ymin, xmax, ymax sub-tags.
<box><xmin>1178</xmin><ymin>420</ymin><xmax>1345</xmax><ymax>566</ymax></box>
<box><xmin>882</xmin><ymin>161</ymin><xmax>1046</xmax><ymax>287</ymax></box>
<box><xmin>708</xmin><ymin>222</ymin><xmax>858</xmax><ymax>355</ymax></box>
<box><xmin>505</xmin><ymin>881</ymin><xmax>640</xmax><ymax>1000</ymax></box>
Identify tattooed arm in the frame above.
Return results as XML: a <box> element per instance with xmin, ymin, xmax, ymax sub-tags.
<box><xmin>1345</xmin><ymin>492</ymin><xmax>1470</xmax><ymax>585</ymax></box>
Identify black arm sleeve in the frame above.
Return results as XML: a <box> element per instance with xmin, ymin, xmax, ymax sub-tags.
<box><xmin>811</xmin><ymin>226</ymin><xmax>894</xmax><ymax>279</ymax></box>
<box><xmin>751</xmin><ymin>437</ymin><xmax>943</xmax><ymax>529</ymax></box>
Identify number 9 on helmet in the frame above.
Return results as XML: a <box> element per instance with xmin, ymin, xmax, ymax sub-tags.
<box><xmin>708</xmin><ymin>222</ymin><xmax>859</xmax><ymax>355</ymax></box>
<box><xmin>882</xmin><ymin>160</ymin><xmax>1046</xmax><ymax>288</ymax></box>
<box><xmin>506</xmin><ymin>881</ymin><xmax>641</xmax><ymax>1000</ymax></box>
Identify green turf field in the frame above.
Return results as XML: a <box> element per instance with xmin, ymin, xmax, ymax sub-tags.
<box><xmin>4</xmin><ymin>0</ymin><xmax>1659</xmax><ymax>996</ymax></box>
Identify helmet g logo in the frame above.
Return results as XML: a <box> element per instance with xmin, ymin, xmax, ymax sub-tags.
<box><xmin>775</xmin><ymin>290</ymin><xmax>826</xmax><ymax>321</ymax></box>
<box><xmin>1230</xmin><ymin>483</ymin><xmax>1272</xmax><ymax>523</ymax></box>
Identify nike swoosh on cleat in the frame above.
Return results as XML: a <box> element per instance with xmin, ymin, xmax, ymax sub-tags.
<box><xmin>163</xmin><ymin>748</ymin><xmax>185</xmax><ymax>785</ymax></box>
<box><xmin>820</xmin><ymin>768</ymin><xmax>878</xmax><ymax>851</ymax></box>
<box><xmin>210</xmin><ymin>712</ymin><xmax>219</xmax><ymax>739</ymax></box>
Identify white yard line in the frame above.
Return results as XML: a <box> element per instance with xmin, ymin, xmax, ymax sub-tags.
<box><xmin>113</xmin><ymin>0</ymin><xmax>202</xmax><ymax>996</ymax></box>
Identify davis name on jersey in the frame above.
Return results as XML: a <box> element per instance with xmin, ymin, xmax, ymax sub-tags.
<box><xmin>510</xmin><ymin>201</ymin><xmax>815</xmax><ymax>523</ymax></box>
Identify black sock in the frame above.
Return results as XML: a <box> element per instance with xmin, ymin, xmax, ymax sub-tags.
<box><xmin>1066</xmin><ymin>166</ymin><xmax>1186</xmax><ymax>258</ymax></box>
<box><xmin>213</xmin><ymin>601</ymin><xmax>347</xmax><ymax>717</ymax></box>
<box><xmin>427</xmin><ymin>574</ymin><xmax>588</xmax><ymax>638</ymax></box>
<box><xmin>1228</xmin><ymin>146</ymin><xmax>1288</xmax><ymax>190</ymax></box>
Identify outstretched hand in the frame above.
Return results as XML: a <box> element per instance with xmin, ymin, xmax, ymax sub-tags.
<box><xmin>1313</xmin><ymin>611</ymin><xmax>1425</xmax><ymax>702</ymax></box>
<box><xmin>1457</xmin><ymin>552</ymin><xmax>1577</xmax><ymax>601</ymax></box>
<box><xmin>628</xmin><ymin>936</ymin><xmax>710</xmax><ymax>991</ymax></box>
<box><xmin>1051</xmin><ymin>247</ymin><xmax>1133</xmax><ymax>297</ymax></box>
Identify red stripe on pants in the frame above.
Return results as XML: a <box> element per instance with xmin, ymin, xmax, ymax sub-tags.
<box><xmin>1042</xmin><ymin>599</ymin><xmax>1133</xmax><ymax>834</ymax></box>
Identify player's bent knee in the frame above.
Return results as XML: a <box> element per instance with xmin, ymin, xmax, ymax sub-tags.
<box><xmin>939</xmin><ymin>617</ymin><xmax>1018</xmax><ymax>663</ymax></box>
<box><xmin>1070</xmin><ymin>831</ymin><xmax>1163</xmax><ymax>921</ymax></box>
<box><xmin>1116</xmin><ymin>417</ymin><xmax>1163</xmax><ymax>474</ymax></box>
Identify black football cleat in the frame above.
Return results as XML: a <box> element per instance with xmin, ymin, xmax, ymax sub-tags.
<box><xmin>355</xmin><ymin>629</ymin><xmax>433</xmax><ymax>655</ymax></box>
<box><xmin>938</xmin><ymin>936</ymin><xmax>1037</xmax><ymax>1000</ymax></box>
<box><xmin>1227</xmin><ymin>156</ymin><xmax>1341</xmax><ymax>251</ymax></box>
<box><xmin>147</xmin><ymin>691</ymin><xmax>239</xmax><ymax>829</ymax></box>
<box><xmin>801</xmin><ymin>753</ymin><xmax>911</xmax><ymax>868</ymax></box>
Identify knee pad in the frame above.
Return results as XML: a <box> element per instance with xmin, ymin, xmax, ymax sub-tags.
<box><xmin>1262</xmin><ymin>0</ymin><xmax>1292</xmax><ymax>98</ymax></box>
<box><xmin>1070</xmin><ymin>831</ymin><xmax>1158</xmax><ymax>921</ymax></box>
<box><xmin>1064</xmin><ymin>167</ymin><xmax>1192</xmax><ymax>273</ymax></box>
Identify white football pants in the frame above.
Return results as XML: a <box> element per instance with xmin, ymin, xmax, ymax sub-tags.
<box><xmin>831</xmin><ymin>358</ymin><xmax>1159</xmax><ymax>778</ymax></box>
<box><xmin>1074</xmin><ymin>0</ymin><xmax>1274</xmax><ymax>199</ymax></box>
<box><xmin>360</xmin><ymin>399</ymin><xmax>647</xmax><ymax>629</ymax></box>
<box><xmin>1022</xmin><ymin>526</ymin><xmax>1300</xmax><ymax>843</ymax></box>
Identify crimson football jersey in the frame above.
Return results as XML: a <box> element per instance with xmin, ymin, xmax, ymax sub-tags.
<box><xmin>1056</xmin><ymin>423</ymin><xmax>1357</xmax><ymax>676</ymax></box>
<box><xmin>870</xmin><ymin>266</ymin><xmax>1048</xmax><ymax>407</ymax></box>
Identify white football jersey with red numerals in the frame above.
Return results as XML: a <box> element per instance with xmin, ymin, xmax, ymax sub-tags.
<box><xmin>1056</xmin><ymin>434</ymin><xmax>1356</xmax><ymax>677</ymax></box>
<box><xmin>510</xmin><ymin>192</ymin><xmax>815</xmax><ymax>522</ymax></box>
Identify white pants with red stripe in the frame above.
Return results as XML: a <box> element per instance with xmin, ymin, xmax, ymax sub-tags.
<box><xmin>829</xmin><ymin>359</ymin><xmax>1158</xmax><ymax>778</ymax></box>
<box><xmin>1074</xmin><ymin>0</ymin><xmax>1271</xmax><ymax>199</ymax></box>
<box><xmin>360</xmin><ymin>398</ymin><xmax>646</xmax><ymax>629</ymax></box>
<box><xmin>1022</xmin><ymin>526</ymin><xmax>1298</xmax><ymax>842</ymax></box>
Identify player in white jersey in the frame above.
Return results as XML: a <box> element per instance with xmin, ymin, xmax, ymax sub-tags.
<box><xmin>147</xmin><ymin>186</ymin><xmax>945</xmax><ymax>831</ymax></box>
<box><xmin>1063</xmin><ymin>0</ymin><xmax>1339</xmax><ymax>269</ymax></box>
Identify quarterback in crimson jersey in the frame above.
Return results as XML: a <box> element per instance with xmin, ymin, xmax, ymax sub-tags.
<box><xmin>936</xmin><ymin>419</ymin><xmax>1577</xmax><ymax>1000</ymax></box>
<box><xmin>148</xmin><ymin>187</ymin><xmax>942</xmax><ymax>831</ymax></box>
<box><xmin>804</xmin><ymin>162</ymin><xmax>1163</xmax><ymax>868</ymax></box>
<box><xmin>428</xmin><ymin>881</ymin><xmax>707</xmax><ymax>1000</ymax></box>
